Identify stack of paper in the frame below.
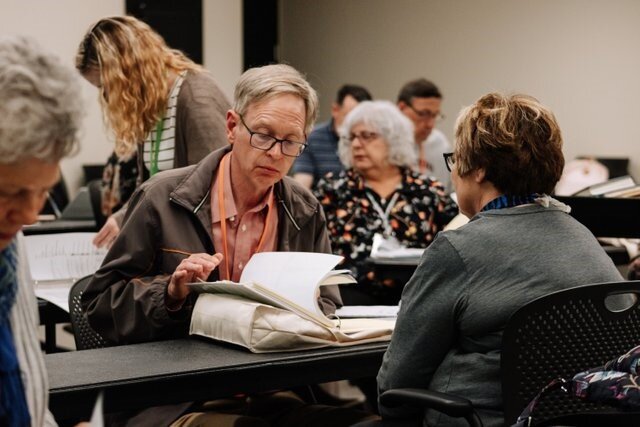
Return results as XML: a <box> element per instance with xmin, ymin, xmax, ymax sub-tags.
<box><xmin>24</xmin><ymin>233</ymin><xmax>106</xmax><ymax>312</ymax></box>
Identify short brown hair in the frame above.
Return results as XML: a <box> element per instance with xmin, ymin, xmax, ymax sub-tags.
<box><xmin>454</xmin><ymin>93</ymin><xmax>564</xmax><ymax>195</ymax></box>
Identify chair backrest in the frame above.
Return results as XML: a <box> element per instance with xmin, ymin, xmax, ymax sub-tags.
<box><xmin>68</xmin><ymin>275</ymin><xmax>111</xmax><ymax>350</ymax></box>
<box><xmin>502</xmin><ymin>281</ymin><xmax>640</xmax><ymax>425</ymax></box>
<box><xmin>87</xmin><ymin>179</ymin><xmax>107</xmax><ymax>229</ymax></box>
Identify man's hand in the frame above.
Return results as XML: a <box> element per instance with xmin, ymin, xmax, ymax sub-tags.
<box><xmin>166</xmin><ymin>253</ymin><xmax>223</xmax><ymax>309</ymax></box>
<box><xmin>93</xmin><ymin>216</ymin><xmax>120</xmax><ymax>249</ymax></box>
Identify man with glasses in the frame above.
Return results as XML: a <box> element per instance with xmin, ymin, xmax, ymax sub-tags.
<box><xmin>293</xmin><ymin>84</ymin><xmax>372</xmax><ymax>189</ymax></box>
<box><xmin>82</xmin><ymin>63</ymin><xmax>342</xmax><ymax>346</ymax></box>
<box><xmin>397</xmin><ymin>78</ymin><xmax>452</xmax><ymax>191</ymax></box>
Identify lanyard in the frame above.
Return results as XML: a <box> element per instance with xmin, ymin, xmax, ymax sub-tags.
<box><xmin>149</xmin><ymin>120</ymin><xmax>163</xmax><ymax>176</ymax></box>
<box><xmin>365</xmin><ymin>191</ymin><xmax>400</xmax><ymax>236</ymax></box>
<box><xmin>217</xmin><ymin>154</ymin><xmax>274</xmax><ymax>280</ymax></box>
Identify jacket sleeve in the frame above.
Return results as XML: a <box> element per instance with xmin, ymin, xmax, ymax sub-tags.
<box><xmin>81</xmin><ymin>187</ymin><xmax>192</xmax><ymax>344</ymax></box>
<box><xmin>377</xmin><ymin>234</ymin><xmax>467</xmax><ymax>420</ymax></box>
<box><xmin>175</xmin><ymin>72</ymin><xmax>231</xmax><ymax>167</ymax></box>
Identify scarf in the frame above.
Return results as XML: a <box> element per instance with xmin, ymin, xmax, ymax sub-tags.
<box><xmin>480</xmin><ymin>193</ymin><xmax>540</xmax><ymax>212</ymax></box>
<box><xmin>0</xmin><ymin>241</ymin><xmax>31</xmax><ymax>427</ymax></box>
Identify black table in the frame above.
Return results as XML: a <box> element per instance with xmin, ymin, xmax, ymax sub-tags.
<box><xmin>38</xmin><ymin>298</ymin><xmax>70</xmax><ymax>353</ymax></box>
<box><xmin>46</xmin><ymin>338</ymin><xmax>388</xmax><ymax>421</ymax></box>
<box><xmin>23</xmin><ymin>219</ymin><xmax>97</xmax><ymax>235</ymax></box>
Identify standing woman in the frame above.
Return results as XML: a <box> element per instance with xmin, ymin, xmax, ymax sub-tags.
<box><xmin>76</xmin><ymin>16</ymin><xmax>231</xmax><ymax>248</ymax></box>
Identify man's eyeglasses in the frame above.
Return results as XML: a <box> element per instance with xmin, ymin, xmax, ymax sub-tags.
<box><xmin>238</xmin><ymin>114</ymin><xmax>307</xmax><ymax>157</ymax></box>
<box><xmin>407</xmin><ymin>104</ymin><xmax>445</xmax><ymax>122</ymax></box>
<box><xmin>348</xmin><ymin>131</ymin><xmax>380</xmax><ymax>143</ymax></box>
<box><xmin>443</xmin><ymin>152</ymin><xmax>455</xmax><ymax>172</ymax></box>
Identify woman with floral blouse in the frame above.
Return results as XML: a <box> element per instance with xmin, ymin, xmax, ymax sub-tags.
<box><xmin>314</xmin><ymin>100</ymin><xmax>457</xmax><ymax>305</ymax></box>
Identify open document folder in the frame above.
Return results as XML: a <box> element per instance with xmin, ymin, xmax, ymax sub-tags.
<box><xmin>23</xmin><ymin>232</ymin><xmax>106</xmax><ymax>311</ymax></box>
<box><xmin>188</xmin><ymin>252</ymin><xmax>395</xmax><ymax>352</ymax></box>
<box><xmin>188</xmin><ymin>252</ymin><xmax>356</xmax><ymax>328</ymax></box>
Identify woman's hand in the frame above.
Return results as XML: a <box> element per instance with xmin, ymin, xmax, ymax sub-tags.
<box><xmin>93</xmin><ymin>216</ymin><xmax>120</xmax><ymax>249</ymax></box>
<box><xmin>166</xmin><ymin>253</ymin><xmax>223</xmax><ymax>309</ymax></box>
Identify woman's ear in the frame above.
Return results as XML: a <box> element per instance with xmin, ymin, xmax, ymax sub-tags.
<box><xmin>473</xmin><ymin>168</ymin><xmax>487</xmax><ymax>184</ymax></box>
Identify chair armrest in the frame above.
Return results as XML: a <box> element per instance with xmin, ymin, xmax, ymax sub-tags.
<box><xmin>380</xmin><ymin>388</ymin><xmax>475</xmax><ymax>419</ymax></box>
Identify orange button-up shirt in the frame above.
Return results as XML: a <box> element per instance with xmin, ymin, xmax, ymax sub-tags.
<box><xmin>210</xmin><ymin>153</ymin><xmax>278</xmax><ymax>282</ymax></box>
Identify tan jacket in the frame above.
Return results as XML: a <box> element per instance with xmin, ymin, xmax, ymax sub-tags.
<box><xmin>113</xmin><ymin>70</ymin><xmax>231</xmax><ymax>225</ymax></box>
<box><xmin>82</xmin><ymin>146</ymin><xmax>341</xmax><ymax>345</ymax></box>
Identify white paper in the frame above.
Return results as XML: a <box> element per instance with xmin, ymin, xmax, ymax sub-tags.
<box><xmin>90</xmin><ymin>391</ymin><xmax>104</xmax><ymax>427</ymax></box>
<box><xmin>239</xmin><ymin>252</ymin><xmax>343</xmax><ymax>316</ymax></box>
<box><xmin>336</xmin><ymin>305</ymin><xmax>399</xmax><ymax>319</ymax></box>
<box><xmin>34</xmin><ymin>280</ymin><xmax>72</xmax><ymax>312</ymax></box>
<box><xmin>24</xmin><ymin>233</ymin><xmax>106</xmax><ymax>281</ymax></box>
<box><xmin>370</xmin><ymin>233</ymin><xmax>425</xmax><ymax>260</ymax></box>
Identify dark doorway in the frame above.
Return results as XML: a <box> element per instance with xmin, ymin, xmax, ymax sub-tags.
<box><xmin>243</xmin><ymin>0</ymin><xmax>278</xmax><ymax>69</ymax></box>
<box><xmin>126</xmin><ymin>0</ymin><xmax>203</xmax><ymax>64</ymax></box>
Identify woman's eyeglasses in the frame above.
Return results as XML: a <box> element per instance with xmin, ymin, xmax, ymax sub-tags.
<box><xmin>348</xmin><ymin>131</ymin><xmax>380</xmax><ymax>143</ymax></box>
<box><xmin>443</xmin><ymin>152</ymin><xmax>456</xmax><ymax>172</ymax></box>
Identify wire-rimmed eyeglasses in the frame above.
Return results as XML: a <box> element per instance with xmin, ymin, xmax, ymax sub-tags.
<box><xmin>408</xmin><ymin>104</ymin><xmax>445</xmax><ymax>122</ymax></box>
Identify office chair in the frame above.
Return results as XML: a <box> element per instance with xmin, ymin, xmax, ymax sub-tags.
<box><xmin>380</xmin><ymin>281</ymin><xmax>640</xmax><ymax>427</ymax></box>
<box><xmin>40</xmin><ymin>176</ymin><xmax>69</xmax><ymax>217</ymax></box>
<box><xmin>68</xmin><ymin>275</ymin><xmax>111</xmax><ymax>350</ymax></box>
<box><xmin>87</xmin><ymin>179</ymin><xmax>108</xmax><ymax>229</ymax></box>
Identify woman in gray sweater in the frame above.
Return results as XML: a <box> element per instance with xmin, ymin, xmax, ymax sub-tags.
<box><xmin>377</xmin><ymin>93</ymin><xmax>623</xmax><ymax>427</ymax></box>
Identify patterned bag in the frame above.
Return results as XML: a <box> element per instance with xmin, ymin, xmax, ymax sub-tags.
<box><xmin>512</xmin><ymin>344</ymin><xmax>640</xmax><ymax>427</ymax></box>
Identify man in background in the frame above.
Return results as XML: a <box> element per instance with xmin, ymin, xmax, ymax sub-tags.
<box><xmin>293</xmin><ymin>84</ymin><xmax>372</xmax><ymax>189</ymax></box>
<box><xmin>397</xmin><ymin>78</ymin><xmax>452</xmax><ymax>191</ymax></box>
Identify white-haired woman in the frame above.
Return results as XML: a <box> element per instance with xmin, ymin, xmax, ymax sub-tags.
<box><xmin>0</xmin><ymin>36</ymin><xmax>88</xmax><ymax>426</ymax></box>
<box><xmin>315</xmin><ymin>100</ymin><xmax>457</xmax><ymax>305</ymax></box>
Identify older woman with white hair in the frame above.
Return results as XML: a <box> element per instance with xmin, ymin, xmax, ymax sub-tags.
<box><xmin>0</xmin><ymin>36</ymin><xmax>87</xmax><ymax>426</ymax></box>
<box><xmin>315</xmin><ymin>100</ymin><xmax>457</xmax><ymax>305</ymax></box>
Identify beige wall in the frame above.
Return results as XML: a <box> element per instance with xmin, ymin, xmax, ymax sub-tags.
<box><xmin>280</xmin><ymin>0</ymin><xmax>640</xmax><ymax>180</ymax></box>
<box><xmin>0</xmin><ymin>0</ymin><xmax>124</xmax><ymax>196</ymax></box>
<box><xmin>204</xmin><ymin>0</ymin><xmax>243</xmax><ymax>102</ymax></box>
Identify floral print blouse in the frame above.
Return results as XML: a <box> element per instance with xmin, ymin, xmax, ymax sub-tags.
<box><xmin>315</xmin><ymin>168</ymin><xmax>458</xmax><ymax>302</ymax></box>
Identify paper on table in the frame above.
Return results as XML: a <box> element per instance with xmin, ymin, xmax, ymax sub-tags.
<box><xmin>369</xmin><ymin>233</ymin><xmax>425</xmax><ymax>260</ymax></box>
<box><xmin>34</xmin><ymin>280</ymin><xmax>72</xmax><ymax>312</ymax></box>
<box><xmin>24</xmin><ymin>233</ymin><xmax>106</xmax><ymax>281</ymax></box>
<box><xmin>336</xmin><ymin>305</ymin><xmax>399</xmax><ymax>319</ymax></box>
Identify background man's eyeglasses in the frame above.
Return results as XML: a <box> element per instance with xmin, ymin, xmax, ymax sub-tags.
<box><xmin>408</xmin><ymin>104</ymin><xmax>445</xmax><ymax>122</ymax></box>
<box><xmin>443</xmin><ymin>152</ymin><xmax>456</xmax><ymax>172</ymax></box>
<box><xmin>239</xmin><ymin>114</ymin><xmax>307</xmax><ymax>157</ymax></box>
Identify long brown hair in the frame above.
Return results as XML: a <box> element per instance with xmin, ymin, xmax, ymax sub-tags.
<box><xmin>76</xmin><ymin>16</ymin><xmax>202</xmax><ymax>155</ymax></box>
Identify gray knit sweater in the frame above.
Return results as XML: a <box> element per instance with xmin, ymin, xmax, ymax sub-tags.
<box><xmin>378</xmin><ymin>200</ymin><xmax>623</xmax><ymax>427</ymax></box>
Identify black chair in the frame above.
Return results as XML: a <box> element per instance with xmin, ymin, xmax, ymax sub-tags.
<box><xmin>87</xmin><ymin>179</ymin><xmax>108</xmax><ymax>229</ymax></box>
<box><xmin>68</xmin><ymin>275</ymin><xmax>111</xmax><ymax>350</ymax></box>
<box><xmin>380</xmin><ymin>281</ymin><xmax>640</xmax><ymax>426</ymax></box>
<box><xmin>40</xmin><ymin>176</ymin><xmax>69</xmax><ymax>217</ymax></box>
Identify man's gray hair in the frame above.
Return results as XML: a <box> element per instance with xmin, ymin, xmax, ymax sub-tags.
<box><xmin>338</xmin><ymin>100</ymin><xmax>417</xmax><ymax>169</ymax></box>
<box><xmin>233</xmin><ymin>64</ymin><xmax>318</xmax><ymax>135</ymax></box>
<box><xmin>0</xmin><ymin>36</ymin><xmax>83</xmax><ymax>164</ymax></box>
